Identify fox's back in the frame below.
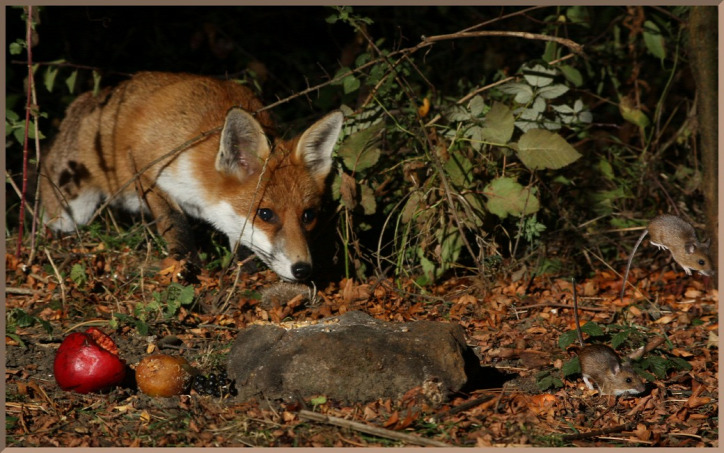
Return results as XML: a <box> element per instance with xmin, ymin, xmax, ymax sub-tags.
<box><xmin>89</xmin><ymin>72</ymin><xmax>273</xmax><ymax>189</ymax></box>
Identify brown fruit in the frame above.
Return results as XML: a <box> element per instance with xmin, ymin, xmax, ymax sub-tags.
<box><xmin>135</xmin><ymin>354</ymin><xmax>194</xmax><ymax>397</ymax></box>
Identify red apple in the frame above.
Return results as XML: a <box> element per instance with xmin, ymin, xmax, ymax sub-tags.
<box><xmin>54</xmin><ymin>327</ymin><xmax>126</xmax><ymax>393</ymax></box>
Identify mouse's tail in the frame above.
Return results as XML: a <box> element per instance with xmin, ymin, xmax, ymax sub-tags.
<box><xmin>620</xmin><ymin>229</ymin><xmax>649</xmax><ymax>304</ymax></box>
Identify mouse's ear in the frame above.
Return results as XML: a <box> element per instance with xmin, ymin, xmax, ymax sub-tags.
<box><xmin>611</xmin><ymin>361</ymin><xmax>622</xmax><ymax>374</ymax></box>
<box><xmin>684</xmin><ymin>242</ymin><xmax>697</xmax><ymax>254</ymax></box>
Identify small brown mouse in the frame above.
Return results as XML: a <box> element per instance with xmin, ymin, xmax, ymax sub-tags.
<box><xmin>620</xmin><ymin>214</ymin><xmax>713</xmax><ymax>302</ymax></box>
<box><xmin>572</xmin><ymin>282</ymin><xmax>646</xmax><ymax>396</ymax></box>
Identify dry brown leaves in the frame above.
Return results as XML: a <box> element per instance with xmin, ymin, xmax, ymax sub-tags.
<box><xmin>4</xmin><ymin>242</ymin><xmax>719</xmax><ymax>447</ymax></box>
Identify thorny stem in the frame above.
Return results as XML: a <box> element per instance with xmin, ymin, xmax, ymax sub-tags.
<box><xmin>16</xmin><ymin>5</ymin><xmax>35</xmax><ymax>259</ymax></box>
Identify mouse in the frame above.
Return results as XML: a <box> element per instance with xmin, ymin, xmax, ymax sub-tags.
<box><xmin>572</xmin><ymin>281</ymin><xmax>646</xmax><ymax>396</ymax></box>
<box><xmin>620</xmin><ymin>214</ymin><xmax>713</xmax><ymax>302</ymax></box>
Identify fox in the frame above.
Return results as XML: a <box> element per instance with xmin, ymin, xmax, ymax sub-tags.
<box><xmin>39</xmin><ymin>71</ymin><xmax>344</xmax><ymax>282</ymax></box>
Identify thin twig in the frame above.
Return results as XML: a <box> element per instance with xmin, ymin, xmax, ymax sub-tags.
<box><xmin>422</xmin><ymin>30</ymin><xmax>584</xmax><ymax>56</ymax></box>
<box><xmin>298</xmin><ymin>410</ymin><xmax>452</xmax><ymax>448</ymax></box>
<box><xmin>6</xmin><ymin>287</ymin><xmax>40</xmax><ymax>295</ymax></box>
<box><xmin>43</xmin><ymin>248</ymin><xmax>66</xmax><ymax>307</ymax></box>
<box><xmin>561</xmin><ymin>422</ymin><xmax>637</xmax><ymax>441</ymax></box>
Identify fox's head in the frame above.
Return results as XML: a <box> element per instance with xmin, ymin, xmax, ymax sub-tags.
<box><xmin>210</xmin><ymin>108</ymin><xmax>344</xmax><ymax>281</ymax></box>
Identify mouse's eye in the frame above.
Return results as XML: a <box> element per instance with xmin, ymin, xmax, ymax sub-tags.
<box><xmin>625</xmin><ymin>377</ymin><xmax>632</xmax><ymax>383</ymax></box>
<box><xmin>698</xmin><ymin>259</ymin><xmax>706</xmax><ymax>266</ymax></box>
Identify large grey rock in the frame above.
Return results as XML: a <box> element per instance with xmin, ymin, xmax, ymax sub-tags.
<box><xmin>226</xmin><ymin>311</ymin><xmax>481</xmax><ymax>403</ymax></box>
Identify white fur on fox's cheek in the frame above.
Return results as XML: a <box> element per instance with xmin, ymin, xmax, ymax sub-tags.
<box><xmin>211</xmin><ymin>201</ymin><xmax>298</xmax><ymax>281</ymax></box>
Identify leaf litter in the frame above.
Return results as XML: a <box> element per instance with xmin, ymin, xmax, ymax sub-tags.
<box><xmin>5</xmin><ymin>235</ymin><xmax>718</xmax><ymax>447</ymax></box>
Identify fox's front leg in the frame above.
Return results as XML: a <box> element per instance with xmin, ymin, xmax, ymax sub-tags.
<box><xmin>141</xmin><ymin>187</ymin><xmax>200</xmax><ymax>272</ymax></box>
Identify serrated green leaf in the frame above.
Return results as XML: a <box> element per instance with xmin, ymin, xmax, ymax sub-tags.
<box><xmin>70</xmin><ymin>263</ymin><xmax>86</xmax><ymax>285</ymax></box>
<box><xmin>517</xmin><ymin>128</ymin><xmax>582</xmax><ymax>170</ymax></box>
<box><xmin>499</xmin><ymin>82</ymin><xmax>534</xmax><ymax>104</ymax></box>
<box><xmin>644</xmin><ymin>356</ymin><xmax>669</xmax><ymax>379</ymax></box>
<box><xmin>468</xmin><ymin>95</ymin><xmax>486</xmax><ymax>116</ymax></box>
<box><xmin>562</xmin><ymin>357</ymin><xmax>581</xmax><ymax>377</ymax></box>
<box><xmin>481</xmin><ymin>101</ymin><xmax>514</xmax><ymax>144</ymax></box>
<box><xmin>610</xmin><ymin>330</ymin><xmax>630</xmax><ymax>349</ymax></box>
<box><xmin>337</xmin><ymin>121</ymin><xmax>383</xmax><ymax>171</ymax></box>
<box><xmin>483</xmin><ymin>177</ymin><xmax>540</xmax><ymax>219</ymax></box>
<box><xmin>537</xmin><ymin>84</ymin><xmax>569</xmax><ymax>100</ymax></box>
<box><xmin>178</xmin><ymin>284</ymin><xmax>195</xmax><ymax>305</ymax></box>
<box><xmin>445</xmin><ymin>104</ymin><xmax>473</xmax><ymax>122</ymax></box>
<box><xmin>522</xmin><ymin>64</ymin><xmax>556</xmax><ymax>88</ymax></box>
<box><xmin>668</xmin><ymin>357</ymin><xmax>693</xmax><ymax>371</ymax></box>
<box><xmin>558</xmin><ymin>329</ymin><xmax>580</xmax><ymax>349</ymax></box>
<box><xmin>581</xmin><ymin>321</ymin><xmax>605</xmax><ymax>338</ymax></box>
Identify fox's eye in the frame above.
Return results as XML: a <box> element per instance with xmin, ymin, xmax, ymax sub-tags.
<box><xmin>301</xmin><ymin>209</ymin><xmax>316</xmax><ymax>225</ymax></box>
<box><xmin>257</xmin><ymin>208</ymin><xmax>275</xmax><ymax>222</ymax></box>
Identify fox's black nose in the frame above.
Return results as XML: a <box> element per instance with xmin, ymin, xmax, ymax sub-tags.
<box><xmin>292</xmin><ymin>262</ymin><xmax>312</xmax><ymax>281</ymax></box>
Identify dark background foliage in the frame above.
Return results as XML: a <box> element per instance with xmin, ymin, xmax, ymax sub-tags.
<box><xmin>5</xmin><ymin>5</ymin><xmax>712</xmax><ymax>283</ymax></box>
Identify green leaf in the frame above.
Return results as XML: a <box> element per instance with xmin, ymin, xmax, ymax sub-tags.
<box><xmin>443</xmin><ymin>151</ymin><xmax>474</xmax><ymax>188</ymax></box>
<box><xmin>516</xmin><ymin>128</ymin><xmax>582</xmax><ymax>170</ymax></box>
<box><xmin>581</xmin><ymin>321</ymin><xmax>604</xmax><ymax>338</ymax></box>
<box><xmin>178</xmin><ymin>284</ymin><xmax>195</xmax><ymax>305</ymax></box>
<box><xmin>537</xmin><ymin>84</ymin><xmax>569</xmax><ymax>100</ymax></box>
<box><xmin>9</xmin><ymin>40</ymin><xmax>24</xmax><ymax>55</ymax></box>
<box><xmin>598</xmin><ymin>159</ymin><xmax>614</xmax><ymax>180</ymax></box>
<box><xmin>310</xmin><ymin>395</ymin><xmax>327</xmax><ymax>406</ymax></box>
<box><xmin>44</xmin><ymin>66</ymin><xmax>59</xmax><ymax>93</ymax></box>
<box><xmin>643</xmin><ymin>20</ymin><xmax>666</xmax><ymax>61</ymax></box>
<box><xmin>559</xmin><ymin>64</ymin><xmax>583</xmax><ymax>87</ymax></box>
<box><xmin>343</xmin><ymin>75</ymin><xmax>360</xmax><ymax>94</ymax></box>
<box><xmin>401</xmin><ymin>191</ymin><xmax>424</xmax><ymax>224</ymax></box>
<box><xmin>65</xmin><ymin>70</ymin><xmax>78</xmax><ymax>93</ymax></box>
<box><xmin>522</xmin><ymin>64</ymin><xmax>556</xmax><ymax>88</ymax></box>
<box><xmin>70</xmin><ymin>263</ymin><xmax>86</xmax><ymax>285</ymax></box>
<box><xmin>92</xmin><ymin>70</ymin><xmax>102</xmax><ymax>96</ymax></box>
<box><xmin>481</xmin><ymin>101</ymin><xmax>514</xmax><ymax>144</ymax></box>
<box><xmin>619</xmin><ymin>97</ymin><xmax>650</xmax><ymax>128</ymax></box>
<box><xmin>558</xmin><ymin>329</ymin><xmax>579</xmax><ymax>349</ymax></box>
<box><xmin>337</xmin><ymin>121</ymin><xmax>383</xmax><ymax>172</ymax></box>
<box><xmin>562</xmin><ymin>357</ymin><xmax>581</xmax><ymax>377</ymax></box>
<box><xmin>610</xmin><ymin>329</ymin><xmax>630</xmax><ymax>349</ymax></box>
<box><xmin>668</xmin><ymin>357</ymin><xmax>693</xmax><ymax>371</ymax></box>
<box><xmin>438</xmin><ymin>228</ymin><xmax>463</xmax><ymax>265</ymax></box>
<box><xmin>468</xmin><ymin>95</ymin><xmax>486</xmax><ymax>117</ymax></box>
<box><xmin>358</xmin><ymin>183</ymin><xmax>377</xmax><ymax>215</ymax></box>
<box><xmin>483</xmin><ymin>177</ymin><xmax>540</xmax><ymax>219</ymax></box>
<box><xmin>498</xmin><ymin>82</ymin><xmax>533</xmax><ymax>104</ymax></box>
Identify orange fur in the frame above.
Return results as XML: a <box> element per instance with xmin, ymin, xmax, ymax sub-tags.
<box><xmin>40</xmin><ymin>71</ymin><xmax>343</xmax><ymax>281</ymax></box>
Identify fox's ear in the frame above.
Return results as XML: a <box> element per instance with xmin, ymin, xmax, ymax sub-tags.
<box><xmin>294</xmin><ymin>110</ymin><xmax>344</xmax><ymax>182</ymax></box>
<box><xmin>216</xmin><ymin>108</ymin><xmax>271</xmax><ymax>180</ymax></box>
